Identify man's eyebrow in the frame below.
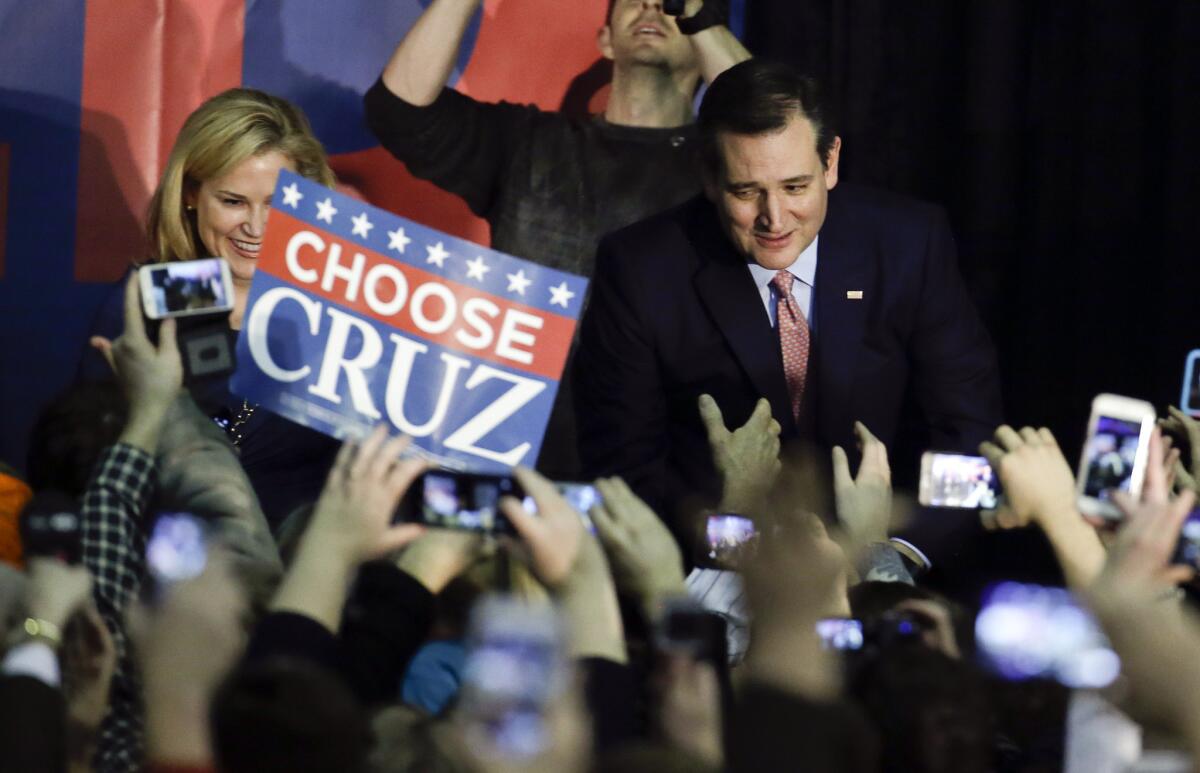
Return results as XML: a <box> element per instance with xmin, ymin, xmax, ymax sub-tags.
<box><xmin>781</xmin><ymin>175</ymin><xmax>815</xmax><ymax>185</ymax></box>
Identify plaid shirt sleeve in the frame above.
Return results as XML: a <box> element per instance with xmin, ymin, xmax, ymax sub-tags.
<box><xmin>81</xmin><ymin>442</ymin><xmax>155</xmax><ymax>773</ymax></box>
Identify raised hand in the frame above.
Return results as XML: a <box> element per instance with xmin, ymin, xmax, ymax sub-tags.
<box><xmin>590</xmin><ymin>476</ymin><xmax>685</xmax><ymax>607</ymax></box>
<box><xmin>831</xmin><ymin>421</ymin><xmax>892</xmax><ymax>546</ymax></box>
<box><xmin>979</xmin><ymin>425</ymin><xmax>1078</xmax><ymax>530</ymax></box>
<box><xmin>498</xmin><ymin>466</ymin><xmax>585</xmax><ymax>589</ymax></box>
<box><xmin>698</xmin><ymin>394</ymin><xmax>782</xmax><ymax>514</ymax></box>
<box><xmin>1160</xmin><ymin>406</ymin><xmax>1200</xmax><ymax>494</ymax></box>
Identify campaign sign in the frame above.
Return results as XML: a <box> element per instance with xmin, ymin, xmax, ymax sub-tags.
<box><xmin>231</xmin><ymin>171</ymin><xmax>587</xmax><ymax>472</ymax></box>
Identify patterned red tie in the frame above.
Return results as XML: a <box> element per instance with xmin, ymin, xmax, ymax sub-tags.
<box><xmin>771</xmin><ymin>270</ymin><xmax>810</xmax><ymax>421</ymax></box>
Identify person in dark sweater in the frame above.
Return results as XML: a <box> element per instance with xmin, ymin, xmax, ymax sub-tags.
<box><xmin>363</xmin><ymin>0</ymin><xmax>752</xmax><ymax>479</ymax></box>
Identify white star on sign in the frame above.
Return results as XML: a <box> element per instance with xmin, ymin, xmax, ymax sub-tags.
<box><xmin>425</xmin><ymin>241</ymin><xmax>450</xmax><ymax>268</ymax></box>
<box><xmin>548</xmin><ymin>281</ymin><xmax>575</xmax><ymax>308</ymax></box>
<box><xmin>388</xmin><ymin>227</ymin><xmax>411</xmax><ymax>254</ymax></box>
<box><xmin>506</xmin><ymin>269</ymin><xmax>532</xmax><ymax>295</ymax></box>
<box><xmin>280</xmin><ymin>182</ymin><xmax>303</xmax><ymax>209</ymax></box>
<box><xmin>315</xmin><ymin>197</ymin><xmax>338</xmax><ymax>224</ymax></box>
<box><xmin>465</xmin><ymin>256</ymin><xmax>491</xmax><ymax>282</ymax></box>
<box><xmin>351</xmin><ymin>212</ymin><xmax>374</xmax><ymax>238</ymax></box>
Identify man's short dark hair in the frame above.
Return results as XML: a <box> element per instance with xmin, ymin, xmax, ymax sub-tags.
<box><xmin>698</xmin><ymin>59</ymin><xmax>838</xmax><ymax>176</ymax></box>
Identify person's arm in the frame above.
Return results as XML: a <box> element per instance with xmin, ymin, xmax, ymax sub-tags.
<box><xmin>379</xmin><ymin>0</ymin><xmax>481</xmax><ymax>107</ymax></box>
<box><xmin>680</xmin><ymin>0</ymin><xmax>752</xmax><ymax>84</ymax></box>
<box><xmin>979</xmin><ymin>425</ymin><xmax>1107</xmax><ymax>590</ymax></box>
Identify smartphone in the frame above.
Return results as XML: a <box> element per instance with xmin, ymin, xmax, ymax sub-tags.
<box><xmin>698</xmin><ymin>513</ymin><xmax>758</xmax><ymax>569</ymax></box>
<box><xmin>404</xmin><ymin>471</ymin><xmax>522</xmax><ymax>535</ymax></box>
<box><xmin>520</xmin><ymin>482</ymin><xmax>600</xmax><ymax>534</ymax></box>
<box><xmin>1076</xmin><ymin>393</ymin><xmax>1157</xmax><ymax>519</ymax></box>
<box><xmin>1172</xmin><ymin>507</ymin><xmax>1200</xmax><ymax>569</ymax></box>
<box><xmin>459</xmin><ymin>595</ymin><xmax>568</xmax><ymax>760</ymax></box>
<box><xmin>918</xmin><ymin>452</ymin><xmax>999</xmax><ymax>509</ymax></box>
<box><xmin>1182</xmin><ymin>349</ymin><xmax>1200</xmax><ymax>418</ymax></box>
<box><xmin>145</xmin><ymin>512</ymin><xmax>208</xmax><ymax>590</ymax></box>
<box><xmin>816</xmin><ymin>618</ymin><xmax>865</xmax><ymax>651</ymax></box>
<box><xmin>975</xmin><ymin>581</ymin><xmax>1119</xmax><ymax>689</ymax></box>
<box><xmin>138</xmin><ymin>257</ymin><xmax>234</xmax><ymax>320</ymax></box>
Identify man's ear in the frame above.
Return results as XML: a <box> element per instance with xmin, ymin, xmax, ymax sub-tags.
<box><xmin>597</xmin><ymin>25</ymin><xmax>615</xmax><ymax>61</ymax></box>
<box><xmin>823</xmin><ymin>136</ymin><xmax>842</xmax><ymax>190</ymax></box>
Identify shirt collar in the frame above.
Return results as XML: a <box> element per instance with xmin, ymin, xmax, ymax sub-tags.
<box><xmin>746</xmin><ymin>235</ymin><xmax>820</xmax><ymax>291</ymax></box>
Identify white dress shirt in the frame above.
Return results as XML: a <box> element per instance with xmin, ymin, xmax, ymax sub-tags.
<box><xmin>745</xmin><ymin>235</ymin><xmax>819</xmax><ymax>331</ymax></box>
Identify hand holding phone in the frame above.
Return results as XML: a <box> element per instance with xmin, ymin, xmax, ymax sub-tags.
<box><xmin>1076</xmin><ymin>394</ymin><xmax>1157</xmax><ymax>519</ymax></box>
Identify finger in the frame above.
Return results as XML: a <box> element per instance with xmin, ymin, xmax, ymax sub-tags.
<box><xmin>122</xmin><ymin>273</ymin><xmax>147</xmax><ymax>340</ymax></box>
<box><xmin>1143</xmin><ymin>428</ymin><xmax>1169</xmax><ymax>505</ymax></box>
<box><xmin>747</xmin><ymin>397</ymin><xmax>773</xmax><ymax>428</ymax></box>
<box><xmin>328</xmin><ymin>438</ymin><xmax>357</xmax><ymax>482</ymax></box>
<box><xmin>1019</xmin><ymin>426</ymin><xmax>1041</xmax><ymax>446</ymax></box>
<box><xmin>831</xmin><ymin>445</ymin><xmax>853</xmax><ymax>490</ymax></box>
<box><xmin>498</xmin><ymin>493</ymin><xmax>540</xmax><ymax>544</ymax></box>
<box><xmin>372</xmin><ymin>432</ymin><xmax>413</xmax><ymax>480</ymax></box>
<box><xmin>993</xmin><ymin>425</ymin><xmax>1022</xmax><ymax>453</ymax></box>
<box><xmin>979</xmin><ymin>440</ymin><xmax>1006</xmax><ymax>469</ymax></box>
<box><xmin>90</xmin><ymin>336</ymin><xmax>116</xmax><ymax>373</ymax></box>
<box><xmin>1177</xmin><ymin>463</ymin><xmax>1198</xmax><ymax>493</ymax></box>
<box><xmin>351</xmin><ymin>424</ymin><xmax>389</xmax><ymax>479</ymax></box>
<box><xmin>588</xmin><ymin>503</ymin><xmax>621</xmax><ymax>550</ymax></box>
<box><xmin>979</xmin><ymin>508</ymin><xmax>998</xmax><ymax>531</ymax></box>
<box><xmin>376</xmin><ymin>524</ymin><xmax>426</xmax><ymax>555</ymax></box>
<box><xmin>1110</xmin><ymin>490</ymin><xmax>1138</xmax><ymax>521</ymax></box>
<box><xmin>1161</xmin><ymin>565</ymin><xmax>1196</xmax><ymax>587</ymax></box>
<box><xmin>386</xmin><ymin>455</ymin><xmax>428</xmax><ymax>501</ymax></box>
<box><xmin>995</xmin><ymin>506</ymin><xmax>1021</xmax><ymax>530</ymax></box>
<box><xmin>511</xmin><ymin>465</ymin><xmax>560</xmax><ymax>507</ymax></box>
<box><xmin>766</xmin><ymin>418</ymin><xmax>782</xmax><ymax>437</ymax></box>
<box><xmin>853</xmin><ymin>421</ymin><xmax>880</xmax><ymax>450</ymax></box>
<box><xmin>157</xmin><ymin>316</ymin><xmax>178</xmax><ymax>358</ymax></box>
<box><xmin>697</xmin><ymin>394</ymin><xmax>727</xmax><ymax>444</ymax></box>
<box><xmin>1037</xmin><ymin>427</ymin><xmax>1060</xmax><ymax>449</ymax></box>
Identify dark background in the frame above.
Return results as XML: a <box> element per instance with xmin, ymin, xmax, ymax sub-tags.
<box><xmin>747</xmin><ymin>0</ymin><xmax>1200</xmax><ymax>589</ymax></box>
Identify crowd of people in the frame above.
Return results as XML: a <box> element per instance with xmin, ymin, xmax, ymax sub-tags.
<box><xmin>5</xmin><ymin>1</ymin><xmax>1200</xmax><ymax>772</ymax></box>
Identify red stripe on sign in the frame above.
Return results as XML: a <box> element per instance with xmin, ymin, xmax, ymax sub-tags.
<box><xmin>75</xmin><ymin>0</ymin><xmax>245</xmax><ymax>283</ymax></box>
<box><xmin>0</xmin><ymin>143</ymin><xmax>8</xmax><ymax>278</ymax></box>
<box><xmin>257</xmin><ymin>210</ymin><xmax>577</xmax><ymax>382</ymax></box>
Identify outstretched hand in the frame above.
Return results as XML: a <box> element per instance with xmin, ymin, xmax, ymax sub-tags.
<box><xmin>979</xmin><ymin>425</ymin><xmax>1078</xmax><ymax>530</ymax></box>
<box><xmin>831</xmin><ymin>421</ymin><xmax>892</xmax><ymax>546</ymax></box>
<box><xmin>1160</xmin><ymin>406</ymin><xmax>1200</xmax><ymax>494</ymax></box>
<box><xmin>590</xmin><ymin>476</ymin><xmax>684</xmax><ymax>606</ymax></box>
<box><xmin>90</xmin><ymin>273</ymin><xmax>182</xmax><ymax>413</ymax></box>
<box><xmin>499</xmin><ymin>466</ymin><xmax>586</xmax><ymax>589</ymax></box>
<box><xmin>699</xmin><ymin>394</ymin><xmax>782</xmax><ymax>513</ymax></box>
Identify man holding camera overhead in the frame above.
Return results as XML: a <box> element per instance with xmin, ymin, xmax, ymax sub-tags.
<box><xmin>364</xmin><ymin>0</ymin><xmax>750</xmax><ymax>478</ymax></box>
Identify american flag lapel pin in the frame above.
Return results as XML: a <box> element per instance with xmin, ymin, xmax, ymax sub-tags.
<box><xmin>846</xmin><ymin>290</ymin><xmax>864</xmax><ymax>300</ymax></box>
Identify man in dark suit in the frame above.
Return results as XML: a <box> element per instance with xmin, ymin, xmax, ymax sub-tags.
<box><xmin>573</xmin><ymin>59</ymin><xmax>1002</xmax><ymax>548</ymax></box>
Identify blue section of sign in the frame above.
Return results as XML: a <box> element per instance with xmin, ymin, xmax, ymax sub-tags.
<box><xmin>273</xmin><ymin>171</ymin><xmax>588</xmax><ymax>317</ymax></box>
<box><xmin>231</xmin><ymin>270</ymin><xmax>560</xmax><ymax>473</ymax></box>
<box><xmin>242</xmin><ymin>0</ymin><xmax>482</xmax><ymax>154</ymax></box>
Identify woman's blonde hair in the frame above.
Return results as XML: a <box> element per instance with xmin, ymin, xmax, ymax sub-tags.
<box><xmin>145</xmin><ymin>88</ymin><xmax>335</xmax><ymax>264</ymax></box>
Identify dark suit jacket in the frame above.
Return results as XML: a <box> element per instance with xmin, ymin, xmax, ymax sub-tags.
<box><xmin>573</xmin><ymin>184</ymin><xmax>1002</xmax><ymax>531</ymax></box>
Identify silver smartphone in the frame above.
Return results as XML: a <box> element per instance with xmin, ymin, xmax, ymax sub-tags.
<box><xmin>1076</xmin><ymin>393</ymin><xmax>1156</xmax><ymax>519</ymax></box>
<box><xmin>1182</xmin><ymin>349</ymin><xmax>1200</xmax><ymax>418</ymax></box>
<box><xmin>138</xmin><ymin>257</ymin><xmax>234</xmax><ymax>319</ymax></box>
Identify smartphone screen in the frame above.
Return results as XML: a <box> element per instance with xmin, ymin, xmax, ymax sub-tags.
<box><xmin>1173</xmin><ymin>507</ymin><xmax>1200</xmax><ymax>569</ymax></box>
<box><xmin>975</xmin><ymin>582</ymin><xmax>1119</xmax><ymax>689</ymax></box>
<box><xmin>1182</xmin><ymin>349</ymin><xmax>1200</xmax><ymax>418</ymax></box>
<box><xmin>520</xmin><ymin>482</ymin><xmax>600</xmax><ymax>533</ymax></box>
<box><xmin>146</xmin><ymin>513</ymin><xmax>208</xmax><ymax>586</ymax></box>
<box><xmin>139</xmin><ymin>258</ymin><xmax>233</xmax><ymax>319</ymax></box>
<box><xmin>701</xmin><ymin>513</ymin><xmax>758</xmax><ymax>569</ymax></box>
<box><xmin>816</xmin><ymin>618</ymin><xmax>865</xmax><ymax>651</ymax></box>
<box><xmin>416</xmin><ymin>471</ymin><xmax>520</xmax><ymax>535</ymax></box>
<box><xmin>460</xmin><ymin>596</ymin><xmax>567</xmax><ymax>759</ymax></box>
<box><xmin>1080</xmin><ymin>415</ymin><xmax>1145</xmax><ymax>500</ymax></box>
<box><xmin>918</xmin><ymin>453</ymin><xmax>998</xmax><ymax>509</ymax></box>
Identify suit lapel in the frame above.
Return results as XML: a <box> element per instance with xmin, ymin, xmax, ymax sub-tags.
<box><xmin>812</xmin><ymin>187</ymin><xmax>875</xmax><ymax>443</ymax></box>
<box><xmin>687</xmin><ymin>201</ymin><xmax>795</xmax><ymax>433</ymax></box>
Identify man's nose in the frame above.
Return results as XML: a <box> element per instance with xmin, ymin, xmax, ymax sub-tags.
<box><xmin>757</xmin><ymin>192</ymin><xmax>783</xmax><ymax>231</ymax></box>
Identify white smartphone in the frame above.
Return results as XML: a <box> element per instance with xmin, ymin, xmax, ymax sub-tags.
<box><xmin>1076</xmin><ymin>393</ymin><xmax>1157</xmax><ymax>519</ymax></box>
<box><xmin>138</xmin><ymin>257</ymin><xmax>234</xmax><ymax>319</ymax></box>
<box><xmin>1182</xmin><ymin>349</ymin><xmax>1200</xmax><ymax>418</ymax></box>
<box><xmin>918</xmin><ymin>452</ymin><xmax>999</xmax><ymax>509</ymax></box>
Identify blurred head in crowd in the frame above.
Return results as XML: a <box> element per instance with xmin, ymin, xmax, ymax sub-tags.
<box><xmin>26</xmin><ymin>381</ymin><xmax>127</xmax><ymax>498</ymax></box>
<box><xmin>146</xmin><ymin>88</ymin><xmax>335</xmax><ymax>284</ymax></box>
<box><xmin>212</xmin><ymin>657</ymin><xmax>371</xmax><ymax>773</ymax></box>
